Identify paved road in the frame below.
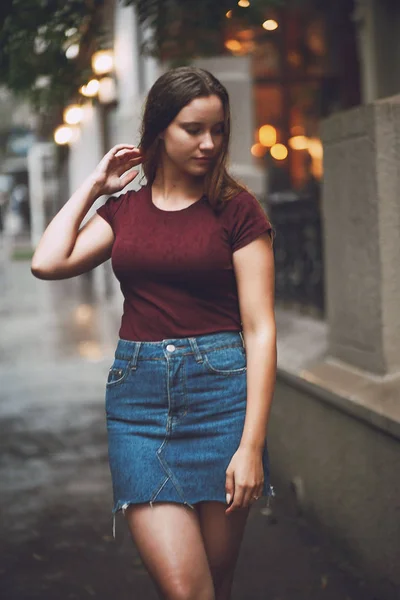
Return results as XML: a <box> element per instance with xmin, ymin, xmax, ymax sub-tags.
<box><xmin>0</xmin><ymin>255</ymin><xmax>376</xmax><ymax>599</ymax></box>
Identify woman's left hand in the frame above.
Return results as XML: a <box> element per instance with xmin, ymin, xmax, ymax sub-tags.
<box><xmin>225</xmin><ymin>445</ymin><xmax>264</xmax><ymax>515</ymax></box>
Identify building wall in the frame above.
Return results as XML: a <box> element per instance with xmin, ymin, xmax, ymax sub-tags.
<box><xmin>269</xmin><ymin>375</ymin><xmax>400</xmax><ymax>600</ymax></box>
<box><xmin>355</xmin><ymin>0</ymin><xmax>400</xmax><ymax>103</ymax></box>
<box><xmin>269</xmin><ymin>91</ymin><xmax>400</xmax><ymax>600</ymax></box>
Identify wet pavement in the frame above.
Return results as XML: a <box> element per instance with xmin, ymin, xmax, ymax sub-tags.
<box><xmin>0</xmin><ymin>246</ymin><xmax>377</xmax><ymax>599</ymax></box>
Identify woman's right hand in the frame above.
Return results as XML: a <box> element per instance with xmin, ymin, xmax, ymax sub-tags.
<box><xmin>90</xmin><ymin>144</ymin><xmax>143</xmax><ymax>196</ymax></box>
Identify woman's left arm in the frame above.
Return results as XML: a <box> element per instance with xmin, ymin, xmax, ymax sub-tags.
<box><xmin>225</xmin><ymin>232</ymin><xmax>276</xmax><ymax>513</ymax></box>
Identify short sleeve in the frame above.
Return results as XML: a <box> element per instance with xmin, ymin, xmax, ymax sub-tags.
<box><xmin>229</xmin><ymin>191</ymin><xmax>273</xmax><ymax>252</ymax></box>
<box><xmin>96</xmin><ymin>191</ymin><xmax>129</xmax><ymax>230</ymax></box>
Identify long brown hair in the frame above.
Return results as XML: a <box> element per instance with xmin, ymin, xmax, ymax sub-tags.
<box><xmin>138</xmin><ymin>66</ymin><xmax>253</xmax><ymax>214</ymax></box>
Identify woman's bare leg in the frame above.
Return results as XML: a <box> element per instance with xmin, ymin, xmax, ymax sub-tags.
<box><xmin>196</xmin><ymin>501</ymin><xmax>251</xmax><ymax>600</ymax></box>
<box><xmin>124</xmin><ymin>502</ymin><xmax>215</xmax><ymax>600</ymax></box>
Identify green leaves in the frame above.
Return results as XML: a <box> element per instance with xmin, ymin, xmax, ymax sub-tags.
<box><xmin>0</xmin><ymin>0</ymin><xmax>289</xmax><ymax>113</ymax></box>
<box><xmin>0</xmin><ymin>0</ymin><xmax>102</xmax><ymax>111</ymax></box>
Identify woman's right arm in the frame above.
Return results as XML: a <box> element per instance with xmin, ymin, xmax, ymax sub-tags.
<box><xmin>31</xmin><ymin>144</ymin><xmax>142</xmax><ymax>280</ymax></box>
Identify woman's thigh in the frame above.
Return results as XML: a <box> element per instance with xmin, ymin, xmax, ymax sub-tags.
<box><xmin>124</xmin><ymin>502</ymin><xmax>215</xmax><ymax>600</ymax></box>
<box><xmin>196</xmin><ymin>501</ymin><xmax>250</xmax><ymax>597</ymax></box>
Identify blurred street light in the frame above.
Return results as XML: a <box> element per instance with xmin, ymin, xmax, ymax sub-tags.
<box><xmin>289</xmin><ymin>135</ymin><xmax>309</xmax><ymax>150</ymax></box>
<box><xmin>80</xmin><ymin>79</ymin><xmax>100</xmax><ymax>97</ymax></box>
<box><xmin>251</xmin><ymin>143</ymin><xmax>268</xmax><ymax>158</ymax></box>
<box><xmin>63</xmin><ymin>105</ymin><xmax>83</xmax><ymax>125</ymax></box>
<box><xmin>259</xmin><ymin>124</ymin><xmax>277</xmax><ymax>147</ymax></box>
<box><xmin>270</xmin><ymin>143</ymin><xmax>288</xmax><ymax>160</ymax></box>
<box><xmin>225</xmin><ymin>39</ymin><xmax>242</xmax><ymax>52</ymax></box>
<box><xmin>54</xmin><ymin>125</ymin><xmax>74</xmax><ymax>145</ymax></box>
<box><xmin>262</xmin><ymin>19</ymin><xmax>279</xmax><ymax>31</ymax></box>
<box><xmin>92</xmin><ymin>50</ymin><xmax>114</xmax><ymax>75</ymax></box>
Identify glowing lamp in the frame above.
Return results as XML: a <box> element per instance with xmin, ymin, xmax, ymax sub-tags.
<box><xmin>307</xmin><ymin>138</ymin><xmax>323</xmax><ymax>159</ymax></box>
<box><xmin>63</xmin><ymin>105</ymin><xmax>83</xmax><ymax>125</ymax></box>
<box><xmin>251</xmin><ymin>143</ymin><xmax>267</xmax><ymax>158</ymax></box>
<box><xmin>225</xmin><ymin>40</ymin><xmax>242</xmax><ymax>52</ymax></box>
<box><xmin>92</xmin><ymin>50</ymin><xmax>114</xmax><ymax>75</ymax></box>
<box><xmin>54</xmin><ymin>125</ymin><xmax>73</xmax><ymax>145</ymax></box>
<box><xmin>80</xmin><ymin>79</ymin><xmax>100</xmax><ymax>97</ymax></box>
<box><xmin>238</xmin><ymin>0</ymin><xmax>250</xmax><ymax>7</ymax></box>
<box><xmin>262</xmin><ymin>20</ymin><xmax>279</xmax><ymax>31</ymax></box>
<box><xmin>270</xmin><ymin>143</ymin><xmax>288</xmax><ymax>160</ymax></box>
<box><xmin>259</xmin><ymin>125</ymin><xmax>277</xmax><ymax>147</ymax></box>
<box><xmin>289</xmin><ymin>135</ymin><xmax>309</xmax><ymax>150</ymax></box>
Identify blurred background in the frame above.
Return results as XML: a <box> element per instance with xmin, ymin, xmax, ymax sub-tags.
<box><xmin>0</xmin><ymin>1</ymin><xmax>399</xmax><ymax>599</ymax></box>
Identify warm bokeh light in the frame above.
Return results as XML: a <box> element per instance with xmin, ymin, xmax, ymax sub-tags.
<box><xmin>65</xmin><ymin>43</ymin><xmax>79</xmax><ymax>59</ymax></box>
<box><xmin>78</xmin><ymin>341</ymin><xmax>104</xmax><ymax>362</ymax></box>
<box><xmin>225</xmin><ymin>39</ymin><xmax>242</xmax><ymax>52</ymax></box>
<box><xmin>226</xmin><ymin>10</ymin><xmax>232</xmax><ymax>18</ymax></box>
<box><xmin>259</xmin><ymin>124</ymin><xmax>277</xmax><ymax>147</ymax></box>
<box><xmin>262</xmin><ymin>19</ymin><xmax>279</xmax><ymax>31</ymax></box>
<box><xmin>74</xmin><ymin>304</ymin><xmax>93</xmax><ymax>326</ymax></box>
<box><xmin>54</xmin><ymin>125</ymin><xmax>73</xmax><ymax>145</ymax></box>
<box><xmin>307</xmin><ymin>137</ymin><xmax>323</xmax><ymax>159</ymax></box>
<box><xmin>238</xmin><ymin>0</ymin><xmax>250</xmax><ymax>7</ymax></box>
<box><xmin>251</xmin><ymin>143</ymin><xmax>267</xmax><ymax>158</ymax></box>
<box><xmin>308</xmin><ymin>138</ymin><xmax>324</xmax><ymax>179</ymax></box>
<box><xmin>63</xmin><ymin>105</ymin><xmax>83</xmax><ymax>125</ymax></box>
<box><xmin>270</xmin><ymin>143</ymin><xmax>288</xmax><ymax>160</ymax></box>
<box><xmin>91</xmin><ymin>49</ymin><xmax>114</xmax><ymax>75</ymax></box>
<box><xmin>80</xmin><ymin>79</ymin><xmax>100</xmax><ymax>97</ymax></box>
<box><xmin>289</xmin><ymin>135</ymin><xmax>309</xmax><ymax>150</ymax></box>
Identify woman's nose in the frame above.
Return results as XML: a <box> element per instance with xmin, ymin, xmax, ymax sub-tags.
<box><xmin>199</xmin><ymin>133</ymin><xmax>215</xmax><ymax>150</ymax></box>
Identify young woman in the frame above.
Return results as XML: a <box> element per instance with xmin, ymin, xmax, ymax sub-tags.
<box><xmin>31</xmin><ymin>66</ymin><xmax>277</xmax><ymax>600</ymax></box>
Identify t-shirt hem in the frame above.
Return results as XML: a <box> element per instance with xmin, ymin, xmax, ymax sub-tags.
<box><xmin>232</xmin><ymin>223</ymin><xmax>272</xmax><ymax>252</ymax></box>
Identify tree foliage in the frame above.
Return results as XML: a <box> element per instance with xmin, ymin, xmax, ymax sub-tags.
<box><xmin>0</xmin><ymin>0</ymin><xmax>286</xmax><ymax>112</ymax></box>
<box><xmin>124</xmin><ymin>0</ymin><xmax>286</xmax><ymax>62</ymax></box>
<box><xmin>0</xmin><ymin>0</ymin><xmax>103</xmax><ymax>111</ymax></box>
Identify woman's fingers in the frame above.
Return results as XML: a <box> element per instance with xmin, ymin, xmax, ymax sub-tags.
<box><xmin>115</xmin><ymin>158</ymin><xmax>142</xmax><ymax>177</ymax></box>
<box><xmin>114</xmin><ymin>147</ymin><xmax>142</xmax><ymax>158</ymax></box>
<box><xmin>225</xmin><ymin>483</ymin><xmax>263</xmax><ymax>514</ymax></box>
<box><xmin>119</xmin><ymin>170</ymin><xmax>139</xmax><ymax>188</ymax></box>
<box><xmin>114</xmin><ymin>151</ymin><xmax>143</xmax><ymax>169</ymax></box>
<box><xmin>109</xmin><ymin>143</ymin><xmax>136</xmax><ymax>156</ymax></box>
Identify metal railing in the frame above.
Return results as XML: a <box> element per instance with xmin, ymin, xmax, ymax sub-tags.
<box><xmin>265</xmin><ymin>191</ymin><xmax>325</xmax><ymax>316</ymax></box>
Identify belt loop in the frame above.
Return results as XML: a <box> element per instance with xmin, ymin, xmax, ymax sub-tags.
<box><xmin>239</xmin><ymin>330</ymin><xmax>245</xmax><ymax>348</ymax></box>
<box><xmin>189</xmin><ymin>337</ymin><xmax>203</xmax><ymax>362</ymax></box>
<box><xmin>130</xmin><ymin>341</ymin><xmax>142</xmax><ymax>370</ymax></box>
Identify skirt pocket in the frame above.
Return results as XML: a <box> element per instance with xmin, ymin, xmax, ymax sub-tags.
<box><xmin>106</xmin><ymin>356</ymin><xmax>132</xmax><ymax>388</ymax></box>
<box><xmin>202</xmin><ymin>344</ymin><xmax>247</xmax><ymax>375</ymax></box>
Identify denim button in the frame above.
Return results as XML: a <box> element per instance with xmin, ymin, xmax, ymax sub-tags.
<box><xmin>166</xmin><ymin>344</ymin><xmax>176</xmax><ymax>352</ymax></box>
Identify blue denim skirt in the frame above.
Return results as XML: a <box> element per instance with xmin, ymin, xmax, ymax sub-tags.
<box><xmin>104</xmin><ymin>330</ymin><xmax>275</xmax><ymax>536</ymax></box>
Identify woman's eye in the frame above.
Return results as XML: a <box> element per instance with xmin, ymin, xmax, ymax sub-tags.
<box><xmin>185</xmin><ymin>128</ymin><xmax>200</xmax><ymax>135</ymax></box>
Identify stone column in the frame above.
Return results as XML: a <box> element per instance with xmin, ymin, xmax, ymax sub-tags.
<box><xmin>27</xmin><ymin>142</ymin><xmax>59</xmax><ymax>248</ymax></box>
<box><xmin>321</xmin><ymin>95</ymin><xmax>400</xmax><ymax>376</ymax></box>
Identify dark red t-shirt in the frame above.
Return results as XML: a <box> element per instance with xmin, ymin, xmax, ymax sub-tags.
<box><xmin>96</xmin><ymin>183</ymin><xmax>272</xmax><ymax>341</ymax></box>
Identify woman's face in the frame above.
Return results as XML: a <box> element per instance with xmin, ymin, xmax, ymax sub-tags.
<box><xmin>159</xmin><ymin>94</ymin><xmax>225</xmax><ymax>177</ymax></box>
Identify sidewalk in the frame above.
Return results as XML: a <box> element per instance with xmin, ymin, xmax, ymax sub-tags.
<box><xmin>0</xmin><ymin>253</ymin><xmax>375</xmax><ymax>600</ymax></box>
